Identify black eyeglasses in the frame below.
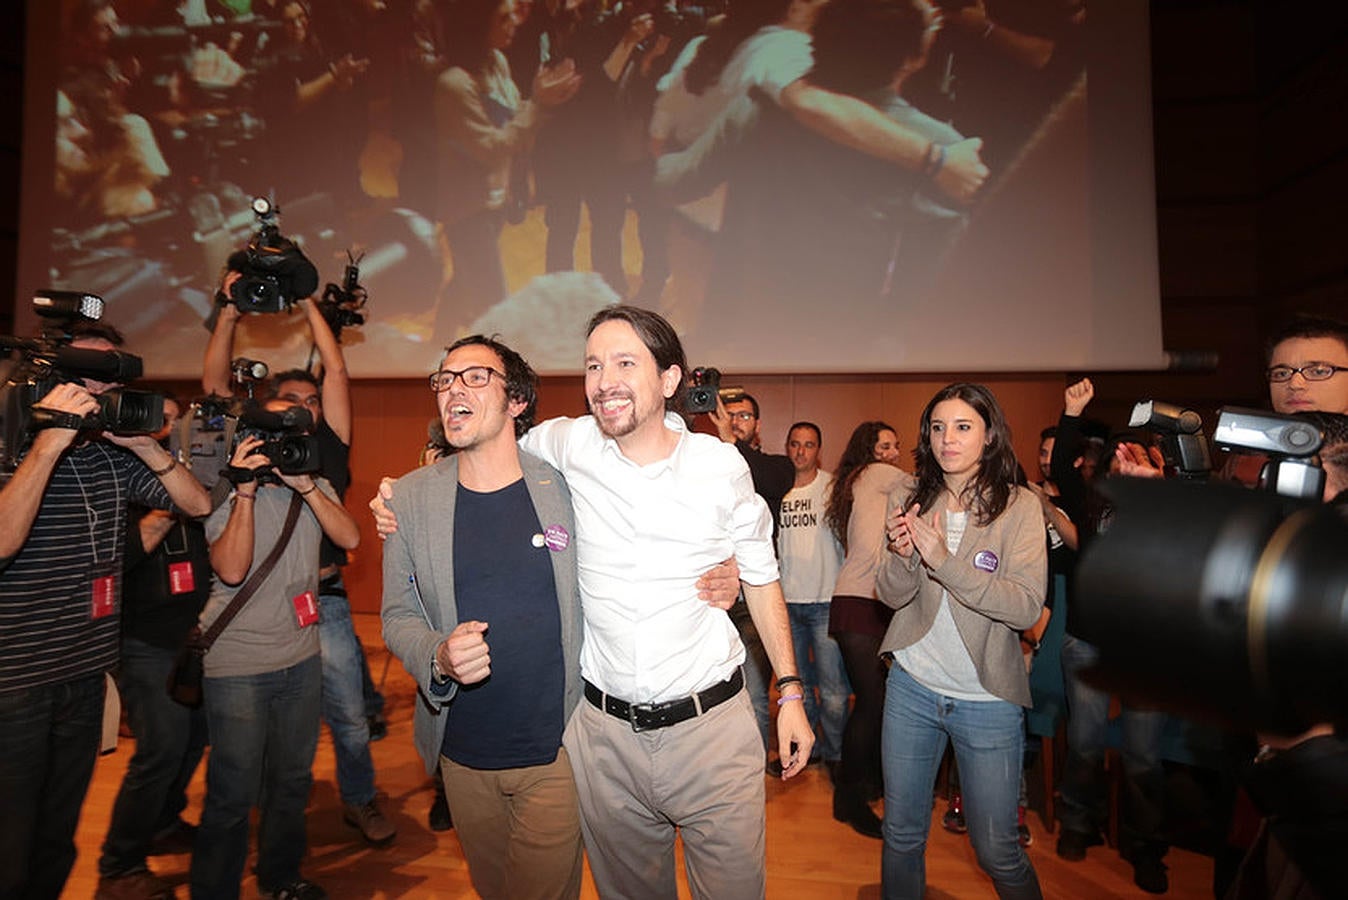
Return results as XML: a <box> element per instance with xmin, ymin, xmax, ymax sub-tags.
<box><xmin>428</xmin><ymin>366</ymin><xmax>505</xmax><ymax>392</ymax></box>
<box><xmin>1266</xmin><ymin>363</ymin><xmax>1348</xmax><ymax>383</ymax></box>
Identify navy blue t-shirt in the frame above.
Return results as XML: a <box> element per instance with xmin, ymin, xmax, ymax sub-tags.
<box><xmin>442</xmin><ymin>479</ymin><xmax>565</xmax><ymax>769</ymax></box>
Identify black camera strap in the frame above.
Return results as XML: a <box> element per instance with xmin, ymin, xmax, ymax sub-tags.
<box><xmin>195</xmin><ymin>492</ymin><xmax>304</xmax><ymax>652</ymax></box>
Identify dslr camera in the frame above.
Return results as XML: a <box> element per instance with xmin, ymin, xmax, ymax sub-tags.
<box><xmin>233</xmin><ymin>402</ymin><xmax>321</xmax><ymax>482</ymax></box>
<box><xmin>1074</xmin><ymin>403</ymin><xmax>1346</xmax><ymax>734</ymax></box>
<box><xmin>684</xmin><ymin>366</ymin><xmax>722</xmax><ymax>414</ymax></box>
<box><xmin>224</xmin><ymin>198</ymin><xmax>320</xmax><ymax>313</ymax></box>
<box><xmin>1</xmin><ymin>292</ymin><xmax>165</xmax><ymax>476</ymax></box>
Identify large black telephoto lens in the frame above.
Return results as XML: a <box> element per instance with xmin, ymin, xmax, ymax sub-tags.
<box><xmin>1074</xmin><ymin>478</ymin><xmax>1348</xmax><ymax>735</ymax></box>
<box><xmin>96</xmin><ymin>389</ymin><xmax>164</xmax><ymax>434</ymax></box>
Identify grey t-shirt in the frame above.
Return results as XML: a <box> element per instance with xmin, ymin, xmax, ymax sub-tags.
<box><xmin>200</xmin><ymin>480</ymin><xmax>333</xmax><ymax>678</ymax></box>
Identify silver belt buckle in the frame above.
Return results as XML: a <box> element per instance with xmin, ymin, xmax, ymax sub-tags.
<box><xmin>628</xmin><ymin>701</ymin><xmax>657</xmax><ymax>732</ymax></box>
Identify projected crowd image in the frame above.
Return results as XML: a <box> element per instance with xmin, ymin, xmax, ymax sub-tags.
<box><xmin>36</xmin><ymin>0</ymin><xmax>1101</xmax><ymax>376</ymax></box>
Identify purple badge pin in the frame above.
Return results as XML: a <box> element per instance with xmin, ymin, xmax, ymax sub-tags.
<box><xmin>973</xmin><ymin>550</ymin><xmax>999</xmax><ymax>572</ymax></box>
<box><xmin>544</xmin><ymin>524</ymin><xmax>570</xmax><ymax>552</ymax></box>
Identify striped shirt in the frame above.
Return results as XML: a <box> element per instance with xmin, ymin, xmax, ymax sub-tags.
<box><xmin>0</xmin><ymin>441</ymin><xmax>171</xmax><ymax>693</ymax></box>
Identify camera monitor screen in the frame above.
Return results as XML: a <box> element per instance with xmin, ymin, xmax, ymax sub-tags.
<box><xmin>16</xmin><ymin>0</ymin><xmax>1162</xmax><ymax>377</ymax></box>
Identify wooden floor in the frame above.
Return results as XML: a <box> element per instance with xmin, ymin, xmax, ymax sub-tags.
<box><xmin>66</xmin><ymin>614</ymin><xmax>1215</xmax><ymax>899</ymax></box>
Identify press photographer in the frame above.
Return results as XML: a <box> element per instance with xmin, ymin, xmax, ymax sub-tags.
<box><xmin>202</xmin><ymin>222</ymin><xmax>397</xmax><ymax>851</ymax></box>
<box><xmin>0</xmin><ymin>301</ymin><xmax>210</xmax><ymax>900</ymax></box>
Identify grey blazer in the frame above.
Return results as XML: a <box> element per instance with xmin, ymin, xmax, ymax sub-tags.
<box><xmin>380</xmin><ymin>450</ymin><xmax>583</xmax><ymax>775</ymax></box>
<box><xmin>875</xmin><ymin>484</ymin><xmax>1046</xmax><ymax>707</ymax></box>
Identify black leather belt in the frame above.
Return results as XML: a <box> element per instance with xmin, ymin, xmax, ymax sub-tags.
<box><xmin>584</xmin><ymin>669</ymin><xmax>744</xmax><ymax>732</ymax></box>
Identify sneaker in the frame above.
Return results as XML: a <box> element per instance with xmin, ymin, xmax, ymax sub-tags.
<box><xmin>147</xmin><ymin>819</ymin><xmax>197</xmax><ymax>856</ymax></box>
<box><xmin>941</xmin><ymin>794</ymin><xmax>967</xmax><ymax>834</ymax></box>
<box><xmin>343</xmin><ymin>799</ymin><xmax>396</xmax><ymax>846</ymax></box>
<box><xmin>94</xmin><ymin>870</ymin><xmax>175</xmax><ymax>900</ymax></box>
<box><xmin>1017</xmin><ymin>805</ymin><xmax>1033</xmax><ymax>848</ymax></box>
<box><xmin>1055</xmin><ymin>828</ymin><xmax>1103</xmax><ymax>862</ymax></box>
<box><xmin>1126</xmin><ymin>848</ymin><xmax>1170</xmax><ymax>894</ymax></box>
<box><xmin>270</xmin><ymin>879</ymin><xmax>326</xmax><ymax>900</ymax></box>
<box><xmin>428</xmin><ymin>783</ymin><xmax>453</xmax><ymax>832</ymax></box>
<box><xmin>366</xmin><ymin>713</ymin><xmax>388</xmax><ymax>742</ymax></box>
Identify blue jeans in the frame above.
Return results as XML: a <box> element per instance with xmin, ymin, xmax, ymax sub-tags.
<box><xmin>317</xmin><ymin>583</ymin><xmax>376</xmax><ymax>805</ymax></box>
<box><xmin>881</xmin><ymin>666</ymin><xmax>1041</xmax><ymax>900</ymax></box>
<box><xmin>0</xmin><ymin>674</ymin><xmax>105</xmax><ymax>900</ymax></box>
<box><xmin>787</xmin><ymin>603</ymin><xmax>850</xmax><ymax>761</ymax></box>
<box><xmin>191</xmin><ymin>655</ymin><xmax>322</xmax><ymax>900</ymax></box>
<box><xmin>1059</xmin><ymin>633</ymin><xmax>1167</xmax><ymax>854</ymax></box>
<box><xmin>100</xmin><ymin>639</ymin><xmax>209</xmax><ymax>877</ymax></box>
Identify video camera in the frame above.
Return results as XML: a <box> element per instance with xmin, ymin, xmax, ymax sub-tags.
<box><xmin>223</xmin><ymin>198</ymin><xmax>320</xmax><ymax>313</ymax></box>
<box><xmin>232</xmin><ymin>402</ymin><xmax>321</xmax><ymax>482</ymax></box>
<box><xmin>1074</xmin><ymin>403</ymin><xmax>1345</xmax><ymax>734</ymax></box>
<box><xmin>683</xmin><ymin>366</ymin><xmax>722</xmax><ymax>414</ymax></box>
<box><xmin>1</xmin><ymin>292</ymin><xmax>165</xmax><ymax>476</ymax></box>
<box><xmin>317</xmin><ymin>251</ymin><xmax>368</xmax><ymax>340</ymax></box>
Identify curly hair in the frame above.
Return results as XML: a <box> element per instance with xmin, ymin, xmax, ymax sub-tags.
<box><xmin>824</xmin><ymin>420</ymin><xmax>898</xmax><ymax>550</ymax></box>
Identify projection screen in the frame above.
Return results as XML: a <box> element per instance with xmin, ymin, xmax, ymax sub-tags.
<box><xmin>16</xmin><ymin>0</ymin><xmax>1163</xmax><ymax>377</ymax></box>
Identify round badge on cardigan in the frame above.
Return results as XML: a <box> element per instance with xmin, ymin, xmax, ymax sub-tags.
<box><xmin>973</xmin><ymin>550</ymin><xmax>999</xmax><ymax>572</ymax></box>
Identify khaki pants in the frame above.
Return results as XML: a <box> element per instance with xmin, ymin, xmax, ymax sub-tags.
<box><xmin>563</xmin><ymin>688</ymin><xmax>767</xmax><ymax>900</ymax></box>
<box><xmin>440</xmin><ymin>748</ymin><xmax>583</xmax><ymax>900</ymax></box>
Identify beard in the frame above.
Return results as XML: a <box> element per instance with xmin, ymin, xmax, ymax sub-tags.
<box><xmin>589</xmin><ymin>390</ymin><xmax>640</xmax><ymax>439</ymax></box>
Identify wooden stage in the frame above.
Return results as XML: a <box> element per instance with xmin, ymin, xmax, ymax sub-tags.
<box><xmin>66</xmin><ymin>614</ymin><xmax>1215</xmax><ymax>899</ymax></box>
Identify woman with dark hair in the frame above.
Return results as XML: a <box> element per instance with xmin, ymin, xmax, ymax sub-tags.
<box><xmin>876</xmin><ymin>383</ymin><xmax>1045</xmax><ymax>898</ymax></box>
<box><xmin>431</xmin><ymin>0</ymin><xmax>579</xmax><ymax>340</ymax></box>
<box><xmin>824</xmin><ymin>419</ymin><xmax>906</xmax><ymax>838</ymax></box>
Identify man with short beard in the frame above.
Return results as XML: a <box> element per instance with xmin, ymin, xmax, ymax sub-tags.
<box><xmin>519</xmin><ymin>305</ymin><xmax>812</xmax><ymax>897</ymax></box>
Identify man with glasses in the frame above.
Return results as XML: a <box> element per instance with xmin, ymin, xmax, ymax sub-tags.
<box><xmin>381</xmin><ymin>335</ymin><xmax>588</xmax><ymax>900</ymax></box>
<box><xmin>1265</xmin><ymin>314</ymin><xmax>1348</xmax><ymax>416</ymax></box>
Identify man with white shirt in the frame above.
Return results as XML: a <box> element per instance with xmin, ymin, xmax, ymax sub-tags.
<box><xmin>520</xmin><ymin>305</ymin><xmax>813</xmax><ymax>899</ymax></box>
<box><xmin>777</xmin><ymin>422</ymin><xmax>847</xmax><ymax>776</ymax></box>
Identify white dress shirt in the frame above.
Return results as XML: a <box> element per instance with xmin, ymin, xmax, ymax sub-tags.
<box><xmin>521</xmin><ymin>412</ymin><xmax>779</xmax><ymax>703</ymax></box>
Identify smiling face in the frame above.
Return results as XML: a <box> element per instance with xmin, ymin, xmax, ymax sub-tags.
<box><xmin>872</xmin><ymin>428</ymin><xmax>901</xmax><ymax>466</ymax></box>
<box><xmin>584</xmin><ymin>319</ymin><xmax>681</xmax><ymax>445</ymax></box>
<box><xmin>436</xmin><ymin>343</ymin><xmax>522</xmax><ymax>453</ymax></box>
<box><xmin>929</xmin><ymin>398</ymin><xmax>988</xmax><ymax>483</ymax></box>
<box><xmin>1268</xmin><ymin>336</ymin><xmax>1348</xmax><ymax>415</ymax></box>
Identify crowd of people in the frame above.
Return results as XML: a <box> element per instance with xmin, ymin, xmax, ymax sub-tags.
<box><xmin>4</xmin><ymin>272</ymin><xmax>1345</xmax><ymax>900</ymax></box>
<box><xmin>51</xmin><ymin>0</ymin><xmax>1086</xmax><ymax>347</ymax></box>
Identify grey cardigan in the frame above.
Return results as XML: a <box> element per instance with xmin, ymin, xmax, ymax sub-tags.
<box><xmin>875</xmin><ymin>483</ymin><xmax>1046</xmax><ymax>707</ymax></box>
<box><xmin>380</xmin><ymin>450</ymin><xmax>583</xmax><ymax>775</ymax></box>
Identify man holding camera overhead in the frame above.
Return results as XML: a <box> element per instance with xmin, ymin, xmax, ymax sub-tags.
<box><xmin>204</xmin><ymin>266</ymin><xmax>397</xmax><ymax>848</ymax></box>
<box><xmin>0</xmin><ymin>320</ymin><xmax>211</xmax><ymax>900</ymax></box>
<box><xmin>190</xmin><ymin>396</ymin><xmax>359</xmax><ymax>900</ymax></box>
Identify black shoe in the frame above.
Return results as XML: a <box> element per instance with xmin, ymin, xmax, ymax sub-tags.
<box><xmin>1055</xmin><ymin>828</ymin><xmax>1102</xmax><ymax>862</ymax></box>
<box><xmin>765</xmin><ymin>758</ymin><xmax>784</xmax><ymax>778</ymax></box>
<box><xmin>428</xmin><ymin>785</ymin><xmax>452</xmax><ymax>832</ymax></box>
<box><xmin>1126</xmin><ymin>848</ymin><xmax>1169</xmax><ymax>894</ymax></box>
<box><xmin>832</xmin><ymin>789</ymin><xmax>883</xmax><ymax>839</ymax></box>
<box><xmin>270</xmin><ymin>879</ymin><xmax>326</xmax><ymax>900</ymax></box>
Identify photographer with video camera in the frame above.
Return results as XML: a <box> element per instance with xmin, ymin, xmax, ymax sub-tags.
<box><xmin>204</xmin><ymin>249</ymin><xmax>396</xmax><ymax>848</ymax></box>
<box><xmin>190</xmin><ymin>398</ymin><xmax>359</xmax><ymax>900</ymax></box>
<box><xmin>0</xmin><ymin>319</ymin><xmax>211</xmax><ymax>900</ymax></box>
